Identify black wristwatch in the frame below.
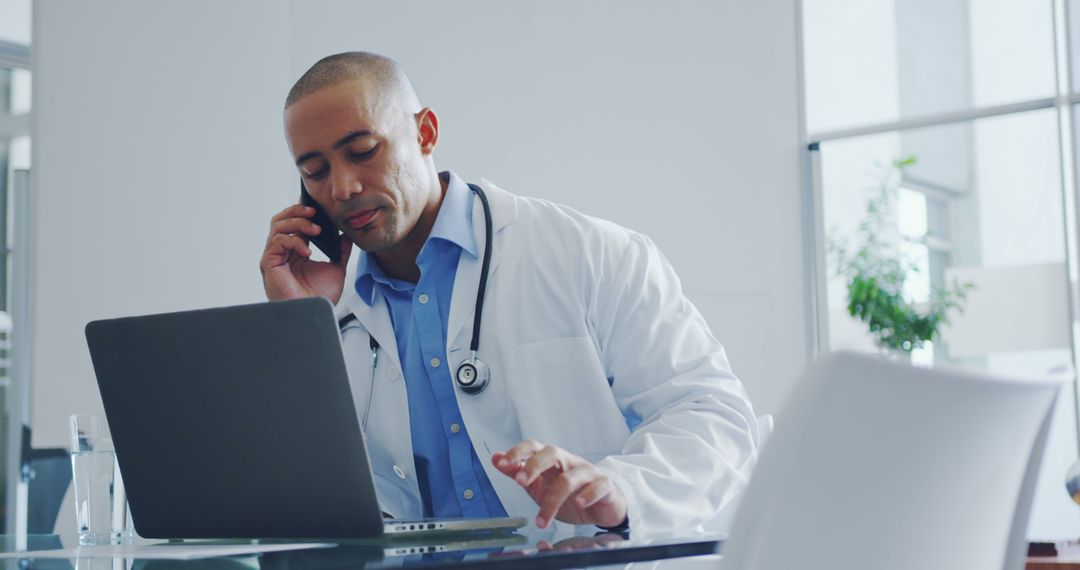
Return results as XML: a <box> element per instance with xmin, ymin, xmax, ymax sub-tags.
<box><xmin>596</xmin><ymin>515</ymin><xmax>630</xmax><ymax>534</ymax></box>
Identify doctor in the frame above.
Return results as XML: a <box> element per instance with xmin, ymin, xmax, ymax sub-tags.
<box><xmin>260</xmin><ymin>52</ymin><xmax>759</xmax><ymax>534</ymax></box>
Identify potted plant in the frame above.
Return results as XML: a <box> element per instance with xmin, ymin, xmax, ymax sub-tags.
<box><xmin>828</xmin><ymin>156</ymin><xmax>973</xmax><ymax>356</ymax></box>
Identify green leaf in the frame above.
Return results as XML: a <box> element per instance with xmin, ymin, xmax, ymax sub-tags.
<box><xmin>835</xmin><ymin>153</ymin><xmax>970</xmax><ymax>354</ymax></box>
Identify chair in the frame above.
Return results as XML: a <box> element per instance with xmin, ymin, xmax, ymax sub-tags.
<box><xmin>17</xmin><ymin>425</ymin><xmax>73</xmax><ymax>535</ymax></box>
<box><xmin>720</xmin><ymin>352</ymin><xmax>1060</xmax><ymax>570</ymax></box>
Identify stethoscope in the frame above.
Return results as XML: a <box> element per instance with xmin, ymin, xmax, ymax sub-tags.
<box><xmin>338</xmin><ymin>184</ymin><xmax>495</xmax><ymax>427</ymax></box>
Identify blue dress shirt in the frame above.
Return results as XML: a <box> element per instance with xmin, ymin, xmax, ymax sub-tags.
<box><xmin>354</xmin><ymin>172</ymin><xmax>508</xmax><ymax>519</ymax></box>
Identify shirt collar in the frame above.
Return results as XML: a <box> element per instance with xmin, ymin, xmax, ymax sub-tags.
<box><xmin>354</xmin><ymin>170</ymin><xmax>477</xmax><ymax>305</ymax></box>
<box><xmin>427</xmin><ymin>170</ymin><xmax>478</xmax><ymax>258</ymax></box>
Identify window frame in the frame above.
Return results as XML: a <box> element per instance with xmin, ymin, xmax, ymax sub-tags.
<box><xmin>0</xmin><ymin>37</ymin><xmax>31</xmax><ymax>537</ymax></box>
<box><xmin>798</xmin><ymin>0</ymin><xmax>1080</xmax><ymax>439</ymax></box>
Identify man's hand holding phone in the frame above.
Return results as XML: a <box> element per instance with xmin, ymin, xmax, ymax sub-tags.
<box><xmin>260</xmin><ymin>202</ymin><xmax>352</xmax><ymax>304</ymax></box>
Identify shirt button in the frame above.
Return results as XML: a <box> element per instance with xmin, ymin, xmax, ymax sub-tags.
<box><xmin>430</xmin><ymin>357</ymin><xmax>441</xmax><ymax>368</ymax></box>
<box><xmin>463</xmin><ymin>489</ymin><xmax>474</xmax><ymax>500</ymax></box>
<box><xmin>450</xmin><ymin>423</ymin><xmax>461</xmax><ymax>434</ymax></box>
<box><xmin>393</xmin><ymin>465</ymin><xmax>406</xmax><ymax>479</ymax></box>
<box><xmin>418</xmin><ymin>294</ymin><xmax>430</xmax><ymax>305</ymax></box>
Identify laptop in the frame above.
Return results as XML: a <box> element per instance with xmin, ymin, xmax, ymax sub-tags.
<box><xmin>84</xmin><ymin>297</ymin><xmax>527</xmax><ymax>539</ymax></box>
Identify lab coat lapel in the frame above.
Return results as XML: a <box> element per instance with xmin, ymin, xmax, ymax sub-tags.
<box><xmin>447</xmin><ymin>181</ymin><xmax>516</xmax><ymax>351</ymax></box>
<box><xmin>339</xmin><ymin>290</ymin><xmax>422</xmax><ymax>517</ymax></box>
<box><xmin>341</xmin><ymin>288</ymin><xmax>411</xmax><ymax>445</ymax></box>
<box><xmin>342</xmin><ymin>288</ymin><xmax>401</xmax><ymax>369</ymax></box>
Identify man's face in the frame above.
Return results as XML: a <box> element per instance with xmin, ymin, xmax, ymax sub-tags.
<box><xmin>284</xmin><ymin>79</ymin><xmax>433</xmax><ymax>253</ymax></box>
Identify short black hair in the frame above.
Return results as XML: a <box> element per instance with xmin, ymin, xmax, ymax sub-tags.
<box><xmin>285</xmin><ymin>51</ymin><xmax>421</xmax><ymax>110</ymax></box>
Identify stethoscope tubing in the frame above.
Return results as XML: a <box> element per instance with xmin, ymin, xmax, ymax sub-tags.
<box><xmin>338</xmin><ymin>184</ymin><xmax>495</xmax><ymax>431</ymax></box>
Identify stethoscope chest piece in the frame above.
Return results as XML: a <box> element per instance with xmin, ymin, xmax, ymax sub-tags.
<box><xmin>346</xmin><ymin>183</ymin><xmax>496</xmax><ymax>402</ymax></box>
<box><xmin>455</xmin><ymin>355</ymin><xmax>490</xmax><ymax>394</ymax></box>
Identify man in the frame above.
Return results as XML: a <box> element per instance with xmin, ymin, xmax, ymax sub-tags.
<box><xmin>260</xmin><ymin>52</ymin><xmax>758</xmax><ymax>534</ymax></box>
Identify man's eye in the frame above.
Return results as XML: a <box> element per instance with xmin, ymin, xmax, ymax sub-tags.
<box><xmin>300</xmin><ymin>162</ymin><xmax>328</xmax><ymax>179</ymax></box>
<box><xmin>350</xmin><ymin>146</ymin><xmax>377</xmax><ymax>161</ymax></box>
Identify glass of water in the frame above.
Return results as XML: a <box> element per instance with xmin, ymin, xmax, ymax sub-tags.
<box><xmin>69</xmin><ymin>414</ymin><xmax>132</xmax><ymax>545</ymax></box>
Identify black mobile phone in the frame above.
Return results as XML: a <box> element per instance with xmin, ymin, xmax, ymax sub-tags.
<box><xmin>299</xmin><ymin>180</ymin><xmax>342</xmax><ymax>264</ymax></box>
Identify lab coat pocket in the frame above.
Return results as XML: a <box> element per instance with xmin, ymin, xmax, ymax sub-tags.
<box><xmin>506</xmin><ymin>336</ymin><xmax>629</xmax><ymax>458</ymax></box>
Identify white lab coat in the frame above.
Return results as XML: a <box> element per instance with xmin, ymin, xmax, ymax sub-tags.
<box><xmin>334</xmin><ymin>180</ymin><xmax>759</xmax><ymax>534</ymax></box>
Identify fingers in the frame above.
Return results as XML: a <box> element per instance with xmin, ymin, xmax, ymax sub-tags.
<box><xmin>260</xmin><ymin>203</ymin><xmax>349</xmax><ymax>303</ymax></box>
<box><xmin>494</xmin><ymin>440</ymin><xmax>628</xmax><ymax>529</ymax></box>
<box><xmin>494</xmin><ymin>441</ymin><xmax>614</xmax><ymax>529</ymax></box>
<box><xmin>270</xmin><ymin>204</ymin><xmax>314</xmax><ymax>225</ymax></box>
<box><xmin>515</xmin><ymin>446</ymin><xmax>565</xmax><ymax>487</ymax></box>
<box><xmin>492</xmin><ymin>439</ymin><xmax>544</xmax><ymax>476</ymax></box>
<box><xmin>572</xmin><ymin>477</ymin><xmax>615</xmax><ymax>510</ymax></box>
<box><xmin>494</xmin><ymin>441</ymin><xmax>571</xmax><ymax>489</ymax></box>
<box><xmin>262</xmin><ymin>205</ymin><xmax>316</xmax><ymax>265</ymax></box>
<box><xmin>535</xmin><ymin>465</ymin><xmax>593</xmax><ymax>528</ymax></box>
<box><xmin>261</xmin><ymin>205</ymin><xmax>327</xmax><ymax>274</ymax></box>
<box><xmin>548</xmin><ymin>536</ymin><xmax>622</xmax><ymax>551</ymax></box>
<box><xmin>269</xmin><ymin>217</ymin><xmax>322</xmax><ymax>243</ymax></box>
<box><xmin>261</xmin><ymin>233</ymin><xmax>312</xmax><ymax>271</ymax></box>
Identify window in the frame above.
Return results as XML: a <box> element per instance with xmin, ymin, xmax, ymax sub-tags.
<box><xmin>802</xmin><ymin>0</ymin><xmax>1080</xmax><ymax>538</ymax></box>
<box><xmin>0</xmin><ymin>0</ymin><xmax>31</xmax><ymax>534</ymax></box>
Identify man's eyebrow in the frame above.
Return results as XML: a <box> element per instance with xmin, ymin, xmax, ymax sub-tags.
<box><xmin>295</xmin><ymin>151</ymin><xmax>321</xmax><ymax>166</ymax></box>
<box><xmin>294</xmin><ymin>130</ymin><xmax>374</xmax><ymax>166</ymax></box>
<box><xmin>333</xmin><ymin>130</ymin><xmax>373</xmax><ymax>150</ymax></box>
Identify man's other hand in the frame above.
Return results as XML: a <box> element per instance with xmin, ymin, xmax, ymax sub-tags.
<box><xmin>492</xmin><ymin>440</ymin><xmax>627</xmax><ymax>529</ymax></box>
<box><xmin>260</xmin><ymin>203</ymin><xmax>352</xmax><ymax>303</ymax></box>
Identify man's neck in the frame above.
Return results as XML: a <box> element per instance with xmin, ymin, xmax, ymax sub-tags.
<box><xmin>372</xmin><ymin>174</ymin><xmax>449</xmax><ymax>284</ymax></box>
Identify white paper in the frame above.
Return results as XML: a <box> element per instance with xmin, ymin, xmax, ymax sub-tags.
<box><xmin>0</xmin><ymin>542</ymin><xmax>335</xmax><ymax>560</ymax></box>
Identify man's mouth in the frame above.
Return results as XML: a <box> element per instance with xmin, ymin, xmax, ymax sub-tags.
<box><xmin>345</xmin><ymin>207</ymin><xmax>381</xmax><ymax>229</ymax></box>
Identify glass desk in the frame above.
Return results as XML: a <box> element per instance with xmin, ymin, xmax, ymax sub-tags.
<box><xmin>0</xmin><ymin>530</ymin><xmax>721</xmax><ymax>570</ymax></box>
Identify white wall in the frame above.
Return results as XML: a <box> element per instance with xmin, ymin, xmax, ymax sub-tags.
<box><xmin>31</xmin><ymin>0</ymin><xmax>805</xmax><ymax>473</ymax></box>
<box><xmin>31</xmin><ymin>0</ymin><xmax>296</xmax><ymax>447</ymax></box>
<box><xmin>286</xmin><ymin>0</ymin><xmax>808</xmax><ymax>419</ymax></box>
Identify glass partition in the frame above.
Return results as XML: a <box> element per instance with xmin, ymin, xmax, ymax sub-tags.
<box><xmin>803</xmin><ymin>0</ymin><xmax>1056</xmax><ymax>135</ymax></box>
<box><xmin>802</xmin><ymin>0</ymin><xmax>1080</xmax><ymax>538</ymax></box>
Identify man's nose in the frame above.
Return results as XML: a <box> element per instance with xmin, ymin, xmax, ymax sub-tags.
<box><xmin>331</xmin><ymin>169</ymin><xmax>363</xmax><ymax>201</ymax></box>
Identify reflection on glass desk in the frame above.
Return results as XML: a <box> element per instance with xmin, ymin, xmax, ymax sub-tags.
<box><xmin>0</xmin><ymin>530</ymin><xmax>721</xmax><ymax>570</ymax></box>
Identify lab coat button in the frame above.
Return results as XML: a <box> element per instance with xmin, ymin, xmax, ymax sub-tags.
<box><xmin>463</xmin><ymin>489</ymin><xmax>474</xmax><ymax>500</ymax></box>
<box><xmin>430</xmin><ymin>357</ymin><xmax>441</xmax><ymax>368</ymax></box>
<box><xmin>393</xmin><ymin>465</ymin><xmax>406</xmax><ymax>479</ymax></box>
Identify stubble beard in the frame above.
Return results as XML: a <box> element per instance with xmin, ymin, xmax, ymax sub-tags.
<box><xmin>348</xmin><ymin>209</ymin><xmax>399</xmax><ymax>253</ymax></box>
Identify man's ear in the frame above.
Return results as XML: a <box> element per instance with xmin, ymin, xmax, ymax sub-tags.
<box><xmin>416</xmin><ymin>107</ymin><xmax>439</xmax><ymax>155</ymax></box>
